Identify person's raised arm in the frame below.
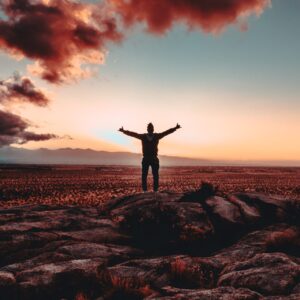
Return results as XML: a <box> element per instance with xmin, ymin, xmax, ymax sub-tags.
<box><xmin>157</xmin><ymin>123</ymin><xmax>181</xmax><ymax>139</ymax></box>
<box><xmin>119</xmin><ymin>126</ymin><xmax>142</xmax><ymax>139</ymax></box>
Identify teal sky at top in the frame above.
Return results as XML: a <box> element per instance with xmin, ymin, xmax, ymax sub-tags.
<box><xmin>100</xmin><ymin>0</ymin><xmax>300</xmax><ymax>106</ymax></box>
<box><xmin>0</xmin><ymin>0</ymin><xmax>299</xmax><ymax>108</ymax></box>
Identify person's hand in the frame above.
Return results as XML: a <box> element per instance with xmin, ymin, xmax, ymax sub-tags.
<box><xmin>119</xmin><ymin>126</ymin><xmax>124</xmax><ymax>132</ymax></box>
<box><xmin>175</xmin><ymin>123</ymin><xmax>181</xmax><ymax>130</ymax></box>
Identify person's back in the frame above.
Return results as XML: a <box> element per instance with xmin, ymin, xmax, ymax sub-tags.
<box><xmin>119</xmin><ymin>122</ymin><xmax>181</xmax><ymax>192</ymax></box>
<box><xmin>141</xmin><ymin>133</ymin><xmax>159</xmax><ymax>158</ymax></box>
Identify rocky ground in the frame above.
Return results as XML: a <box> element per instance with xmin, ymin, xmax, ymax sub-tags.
<box><xmin>0</xmin><ymin>184</ymin><xmax>300</xmax><ymax>299</ymax></box>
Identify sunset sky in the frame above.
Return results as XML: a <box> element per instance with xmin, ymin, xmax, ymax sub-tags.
<box><xmin>0</xmin><ymin>0</ymin><xmax>299</xmax><ymax>163</ymax></box>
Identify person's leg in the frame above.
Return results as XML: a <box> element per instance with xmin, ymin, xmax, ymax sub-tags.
<box><xmin>151</xmin><ymin>158</ymin><xmax>160</xmax><ymax>192</ymax></box>
<box><xmin>142</xmin><ymin>159</ymin><xmax>150</xmax><ymax>192</ymax></box>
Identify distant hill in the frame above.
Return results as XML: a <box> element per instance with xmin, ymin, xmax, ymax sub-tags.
<box><xmin>0</xmin><ymin>147</ymin><xmax>299</xmax><ymax>166</ymax></box>
<box><xmin>0</xmin><ymin>147</ymin><xmax>211</xmax><ymax>166</ymax></box>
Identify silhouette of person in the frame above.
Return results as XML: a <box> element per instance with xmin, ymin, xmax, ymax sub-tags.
<box><xmin>119</xmin><ymin>123</ymin><xmax>181</xmax><ymax>192</ymax></box>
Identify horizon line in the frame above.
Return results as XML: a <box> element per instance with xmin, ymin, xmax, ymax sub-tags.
<box><xmin>1</xmin><ymin>146</ymin><xmax>300</xmax><ymax>167</ymax></box>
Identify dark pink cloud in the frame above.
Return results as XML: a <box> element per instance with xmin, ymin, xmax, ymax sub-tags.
<box><xmin>0</xmin><ymin>0</ymin><xmax>123</xmax><ymax>84</ymax></box>
<box><xmin>0</xmin><ymin>0</ymin><xmax>271</xmax><ymax>85</ymax></box>
<box><xmin>0</xmin><ymin>73</ymin><xmax>61</xmax><ymax>147</ymax></box>
<box><xmin>0</xmin><ymin>109</ymin><xmax>58</xmax><ymax>147</ymax></box>
<box><xmin>111</xmin><ymin>0</ymin><xmax>270</xmax><ymax>34</ymax></box>
<box><xmin>0</xmin><ymin>74</ymin><xmax>50</xmax><ymax>106</ymax></box>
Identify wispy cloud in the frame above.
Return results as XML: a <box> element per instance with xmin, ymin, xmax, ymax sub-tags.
<box><xmin>0</xmin><ymin>109</ymin><xmax>58</xmax><ymax>147</ymax></box>
<box><xmin>0</xmin><ymin>73</ymin><xmax>58</xmax><ymax>147</ymax></box>
<box><xmin>0</xmin><ymin>73</ymin><xmax>50</xmax><ymax>106</ymax></box>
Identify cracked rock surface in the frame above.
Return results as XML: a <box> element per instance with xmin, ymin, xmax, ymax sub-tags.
<box><xmin>0</xmin><ymin>190</ymin><xmax>299</xmax><ymax>299</ymax></box>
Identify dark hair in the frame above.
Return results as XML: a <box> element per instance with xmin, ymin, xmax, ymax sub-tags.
<box><xmin>147</xmin><ymin>122</ymin><xmax>154</xmax><ymax>129</ymax></box>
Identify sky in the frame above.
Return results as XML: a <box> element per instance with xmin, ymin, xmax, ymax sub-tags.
<box><xmin>0</xmin><ymin>0</ymin><xmax>299</xmax><ymax>163</ymax></box>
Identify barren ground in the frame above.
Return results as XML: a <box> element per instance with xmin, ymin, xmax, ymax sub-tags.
<box><xmin>0</xmin><ymin>165</ymin><xmax>299</xmax><ymax>207</ymax></box>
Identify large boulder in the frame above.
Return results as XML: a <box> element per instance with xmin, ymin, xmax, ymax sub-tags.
<box><xmin>108</xmin><ymin>192</ymin><xmax>215</xmax><ymax>254</ymax></box>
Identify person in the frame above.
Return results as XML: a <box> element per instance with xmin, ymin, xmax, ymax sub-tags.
<box><xmin>119</xmin><ymin>123</ymin><xmax>181</xmax><ymax>192</ymax></box>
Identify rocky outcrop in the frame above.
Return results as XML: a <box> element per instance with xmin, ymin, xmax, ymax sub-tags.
<box><xmin>218</xmin><ymin>252</ymin><xmax>300</xmax><ymax>296</ymax></box>
<box><xmin>148</xmin><ymin>286</ymin><xmax>263</xmax><ymax>300</ymax></box>
<box><xmin>0</xmin><ymin>189</ymin><xmax>299</xmax><ymax>299</ymax></box>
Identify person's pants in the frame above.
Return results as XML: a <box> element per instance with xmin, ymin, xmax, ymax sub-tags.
<box><xmin>142</xmin><ymin>157</ymin><xmax>159</xmax><ymax>191</ymax></box>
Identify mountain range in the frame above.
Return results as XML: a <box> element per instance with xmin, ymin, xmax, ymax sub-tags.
<box><xmin>0</xmin><ymin>147</ymin><xmax>299</xmax><ymax>167</ymax></box>
<box><xmin>0</xmin><ymin>147</ymin><xmax>210</xmax><ymax>166</ymax></box>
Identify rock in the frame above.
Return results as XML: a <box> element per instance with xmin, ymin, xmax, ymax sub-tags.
<box><xmin>0</xmin><ymin>204</ymin><xmax>141</xmax><ymax>299</ymax></box>
<box><xmin>56</xmin><ymin>242</ymin><xmax>140</xmax><ymax>261</ymax></box>
<box><xmin>54</xmin><ymin>226</ymin><xmax>129</xmax><ymax>244</ymax></box>
<box><xmin>265</xmin><ymin>227</ymin><xmax>300</xmax><ymax>257</ymax></box>
<box><xmin>104</xmin><ymin>192</ymin><xmax>182</xmax><ymax>216</ymax></box>
<box><xmin>214</xmin><ymin>224</ymin><xmax>291</xmax><ymax>264</ymax></box>
<box><xmin>0</xmin><ymin>271</ymin><xmax>16</xmax><ymax>300</ymax></box>
<box><xmin>233</xmin><ymin>193</ymin><xmax>287</xmax><ymax>223</ymax></box>
<box><xmin>147</xmin><ymin>286</ymin><xmax>263</xmax><ymax>299</ymax></box>
<box><xmin>227</xmin><ymin>194</ymin><xmax>261</xmax><ymax>225</ymax></box>
<box><xmin>205</xmin><ymin>196</ymin><xmax>243</xmax><ymax>225</ymax></box>
<box><xmin>0</xmin><ymin>191</ymin><xmax>299</xmax><ymax>299</ymax></box>
<box><xmin>0</xmin><ymin>220</ymin><xmax>64</xmax><ymax>233</ymax></box>
<box><xmin>16</xmin><ymin>259</ymin><xmax>103</xmax><ymax>299</ymax></box>
<box><xmin>98</xmin><ymin>257</ymin><xmax>172</xmax><ymax>290</ymax></box>
<box><xmin>167</xmin><ymin>256</ymin><xmax>222</xmax><ymax>289</ymax></box>
<box><xmin>238</xmin><ymin>193</ymin><xmax>287</xmax><ymax>209</ymax></box>
<box><xmin>218</xmin><ymin>253</ymin><xmax>300</xmax><ymax>296</ymax></box>
<box><xmin>292</xmin><ymin>282</ymin><xmax>300</xmax><ymax>293</ymax></box>
<box><xmin>98</xmin><ymin>255</ymin><xmax>222</xmax><ymax>295</ymax></box>
<box><xmin>2</xmin><ymin>249</ymin><xmax>73</xmax><ymax>274</ymax></box>
<box><xmin>265</xmin><ymin>295</ymin><xmax>300</xmax><ymax>300</ymax></box>
<box><xmin>110</xmin><ymin>193</ymin><xmax>215</xmax><ymax>253</ymax></box>
<box><xmin>0</xmin><ymin>271</ymin><xmax>15</xmax><ymax>286</ymax></box>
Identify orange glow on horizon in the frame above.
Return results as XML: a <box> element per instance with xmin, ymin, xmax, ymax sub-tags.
<box><xmin>13</xmin><ymin>81</ymin><xmax>300</xmax><ymax>162</ymax></box>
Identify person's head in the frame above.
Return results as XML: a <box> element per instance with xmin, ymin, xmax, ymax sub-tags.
<box><xmin>147</xmin><ymin>122</ymin><xmax>154</xmax><ymax>134</ymax></box>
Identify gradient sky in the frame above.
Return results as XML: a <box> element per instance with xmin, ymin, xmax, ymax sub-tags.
<box><xmin>0</xmin><ymin>0</ymin><xmax>299</xmax><ymax>162</ymax></box>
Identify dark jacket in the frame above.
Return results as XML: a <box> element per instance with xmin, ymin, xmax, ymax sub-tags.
<box><xmin>122</xmin><ymin>128</ymin><xmax>176</xmax><ymax>158</ymax></box>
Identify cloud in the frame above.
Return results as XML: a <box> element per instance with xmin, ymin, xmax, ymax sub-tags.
<box><xmin>0</xmin><ymin>109</ymin><xmax>58</xmax><ymax>147</ymax></box>
<box><xmin>0</xmin><ymin>73</ymin><xmax>62</xmax><ymax>147</ymax></box>
<box><xmin>0</xmin><ymin>73</ymin><xmax>50</xmax><ymax>106</ymax></box>
<box><xmin>111</xmin><ymin>0</ymin><xmax>271</xmax><ymax>34</ymax></box>
<box><xmin>0</xmin><ymin>0</ymin><xmax>123</xmax><ymax>84</ymax></box>
<box><xmin>0</xmin><ymin>0</ymin><xmax>271</xmax><ymax>84</ymax></box>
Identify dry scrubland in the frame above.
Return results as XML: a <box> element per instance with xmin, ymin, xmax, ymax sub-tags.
<box><xmin>0</xmin><ymin>165</ymin><xmax>299</xmax><ymax>207</ymax></box>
